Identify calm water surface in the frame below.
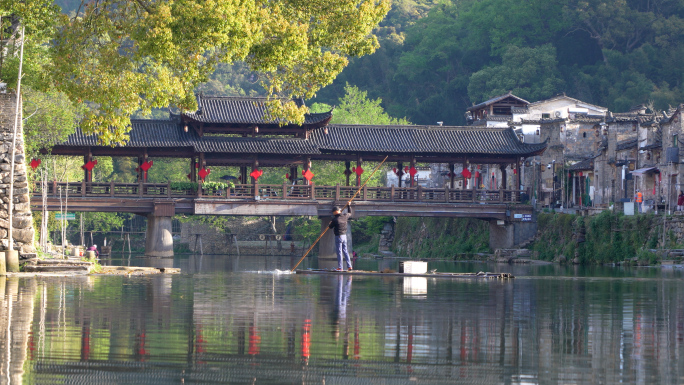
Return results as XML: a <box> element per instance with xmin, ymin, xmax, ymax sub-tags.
<box><xmin>1</xmin><ymin>254</ymin><xmax>684</xmax><ymax>384</ymax></box>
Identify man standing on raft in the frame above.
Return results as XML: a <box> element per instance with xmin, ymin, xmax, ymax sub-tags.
<box><xmin>329</xmin><ymin>205</ymin><xmax>353</xmax><ymax>271</ymax></box>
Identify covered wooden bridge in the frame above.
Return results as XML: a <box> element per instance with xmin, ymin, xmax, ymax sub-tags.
<box><xmin>33</xmin><ymin>95</ymin><xmax>547</xmax><ymax>256</ymax></box>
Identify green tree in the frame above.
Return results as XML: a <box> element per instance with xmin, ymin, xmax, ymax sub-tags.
<box><xmin>22</xmin><ymin>87</ymin><xmax>81</xmax><ymax>160</ymax></box>
<box><xmin>48</xmin><ymin>0</ymin><xmax>390</xmax><ymax>145</ymax></box>
<box><xmin>468</xmin><ymin>45</ymin><xmax>564</xmax><ymax>103</ymax></box>
<box><xmin>0</xmin><ymin>0</ymin><xmax>60</xmax><ymax>89</ymax></box>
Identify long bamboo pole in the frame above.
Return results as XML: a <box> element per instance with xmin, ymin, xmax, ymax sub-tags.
<box><xmin>290</xmin><ymin>156</ymin><xmax>389</xmax><ymax>272</ymax></box>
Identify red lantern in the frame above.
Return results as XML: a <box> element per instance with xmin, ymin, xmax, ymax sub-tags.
<box><xmin>302</xmin><ymin>169</ymin><xmax>314</xmax><ymax>181</ymax></box>
<box><xmin>579</xmin><ymin>171</ymin><xmax>583</xmax><ymax>177</ymax></box>
<box><xmin>392</xmin><ymin>167</ymin><xmax>397</xmax><ymax>174</ymax></box>
<box><xmin>250</xmin><ymin>169</ymin><xmax>263</xmax><ymax>181</ymax></box>
<box><xmin>82</xmin><ymin>159</ymin><xmax>97</xmax><ymax>171</ymax></box>
<box><xmin>198</xmin><ymin>168</ymin><xmax>211</xmax><ymax>180</ymax></box>
<box><xmin>354</xmin><ymin>166</ymin><xmax>364</xmax><ymax>176</ymax></box>
<box><xmin>186</xmin><ymin>173</ymin><xmax>192</xmax><ymax>180</ymax></box>
<box><xmin>462</xmin><ymin>169</ymin><xmax>472</xmax><ymax>179</ymax></box>
<box><xmin>513</xmin><ymin>169</ymin><xmax>517</xmax><ymax>175</ymax></box>
<box><xmin>285</xmin><ymin>173</ymin><xmax>290</xmax><ymax>179</ymax></box>
<box><xmin>140</xmin><ymin>160</ymin><xmax>153</xmax><ymax>179</ymax></box>
<box><xmin>475</xmin><ymin>171</ymin><xmax>480</xmax><ymax>178</ymax></box>
<box><xmin>408</xmin><ymin>166</ymin><xmax>418</xmax><ymax>178</ymax></box>
<box><xmin>29</xmin><ymin>159</ymin><xmax>41</xmax><ymax>170</ymax></box>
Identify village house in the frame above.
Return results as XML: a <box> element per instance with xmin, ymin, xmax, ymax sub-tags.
<box><xmin>464</xmin><ymin>92</ymin><xmax>674</xmax><ymax>211</ymax></box>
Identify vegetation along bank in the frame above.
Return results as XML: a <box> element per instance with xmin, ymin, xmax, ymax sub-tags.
<box><xmin>391</xmin><ymin>212</ymin><xmax>683</xmax><ymax>265</ymax></box>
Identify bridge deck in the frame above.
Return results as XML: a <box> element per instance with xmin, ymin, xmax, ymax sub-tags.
<box><xmin>31</xmin><ymin>182</ymin><xmax>532</xmax><ymax>220</ymax></box>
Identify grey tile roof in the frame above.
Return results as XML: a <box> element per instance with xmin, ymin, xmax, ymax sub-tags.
<box><xmin>194</xmin><ymin>136</ymin><xmax>320</xmax><ymax>154</ymax></box>
<box><xmin>59</xmin><ymin>120</ymin><xmax>194</xmax><ymax>148</ymax></box>
<box><xmin>568</xmin><ymin>157</ymin><xmax>596</xmax><ymax>171</ymax></box>
<box><xmin>58</xmin><ymin>120</ymin><xmax>320</xmax><ymax>154</ymax></box>
<box><xmin>640</xmin><ymin>141</ymin><xmax>661</xmax><ymax>151</ymax></box>
<box><xmin>183</xmin><ymin>95</ymin><xmax>332</xmax><ymax>126</ymax></box>
<box><xmin>467</xmin><ymin>92</ymin><xmax>530</xmax><ymax>112</ymax></box>
<box><xmin>617</xmin><ymin>137</ymin><xmax>638</xmax><ymax>151</ymax></box>
<box><xmin>57</xmin><ymin>121</ymin><xmax>547</xmax><ymax>157</ymax></box>
<box><xmin>310</xmin><ymin>125</ymin><xmax>547</xmax><ymax>156</ymax></box>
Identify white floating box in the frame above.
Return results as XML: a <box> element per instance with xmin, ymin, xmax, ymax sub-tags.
<box><xmin>400</xmin><ymin>261</ymin><xmax>428</xmax><ymax>274</ymax></box>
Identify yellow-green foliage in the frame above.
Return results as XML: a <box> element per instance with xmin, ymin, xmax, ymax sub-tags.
<box><xmin>531</xmin><ymin>211</ymin><xmax>660</xmax><ymax>263</ymax></box>
<box><xmin>392</xmin><ymin>217</ymin><xmax>489</xmax><ymax>259</ymax></box>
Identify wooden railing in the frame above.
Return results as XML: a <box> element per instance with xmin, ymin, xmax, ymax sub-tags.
<box><xmin>32</xmin><ymin>182</ymin><xmax>524</xmax><ymax>204</ymax></box>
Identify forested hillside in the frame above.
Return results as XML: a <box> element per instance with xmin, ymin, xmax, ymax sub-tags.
<box><xmin>316</xmin><ymin>0</ymin><xmax>684</xmax><ymax>125</ymax></box>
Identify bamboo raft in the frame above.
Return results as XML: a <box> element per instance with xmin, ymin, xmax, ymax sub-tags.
<box><xmin>295</xmin><ymin>269</ymin><xmax>514</xmax><ymax>279</ymax></box>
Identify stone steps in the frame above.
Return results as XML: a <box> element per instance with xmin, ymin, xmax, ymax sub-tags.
<box><xmin>23</xmin><ymin>265</ymin><xmax>90</xmax><ymax>273</ymax></box>
<box><xmin>22</xmin><ymin>258</ymin><xmax>94</xmax><ymax>273</ymax></box>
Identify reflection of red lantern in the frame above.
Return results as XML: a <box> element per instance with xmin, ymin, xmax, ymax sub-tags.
<box><xmin>250</xmin><ymin>169</ymin><xmax>263</xmax><ymax>181</ymax></box>
<box><xmin>474</xmin><ymin>171</ymin><xmax>480</xmax><ymax>178</ymax></box>
<box><xmin>186</xmin><ymin>173</ymin><xmax>192</xmax><ymax>180</ymax></box>
<box><xmin>302</xmin><ymin>169</ymin><xmax>314</xmax><ymax>181</ymax></box>
<box><xmin>30</xmin><ymin>159</ymin><xmax>41</xmax><ymax>170</ymax></box>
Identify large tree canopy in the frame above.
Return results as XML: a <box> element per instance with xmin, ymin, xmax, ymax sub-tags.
<box><xmin>3</xmin><ymin>0</ymin><xmax>390</xmax><ymax>145</ymax></box>
<box><xmin>313</xmin><ymin>0</ymin><xmax>684</xmax><ymax>126</ymax></box>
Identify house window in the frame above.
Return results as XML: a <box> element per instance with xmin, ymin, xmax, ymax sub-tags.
<box><xmin>583</xmin><ymin>132</ymin><xmax>586</xmax><ymax>138</ymax></box>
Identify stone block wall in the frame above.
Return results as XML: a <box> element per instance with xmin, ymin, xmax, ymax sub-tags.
<box><xmin>0</xmin><ymin>92</ymin><xmax>35</xmax><ymax>253</ymax></box>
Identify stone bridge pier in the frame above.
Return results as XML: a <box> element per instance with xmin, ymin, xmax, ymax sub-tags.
<box><xmin>488</xmin><ymin>218</ymin><xmax>538</xmax><ymax>251</ymax></box>
<box><xmin>318</xmin><ymin>216</ymin><xmax>353</xmax><ymax>269</ymax></box>
<box><xmin>145</xmin><ymin>202</ymin><xmax>175</xmax><ymax>257</ymax></box>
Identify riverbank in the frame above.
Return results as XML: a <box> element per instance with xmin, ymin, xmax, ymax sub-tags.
<box><xmin>391</xmin><ymin>211</ymin><xmax>684</xmax><ymax>265</ymax></box>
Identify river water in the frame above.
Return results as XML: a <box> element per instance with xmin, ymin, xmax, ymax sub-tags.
<box><xmin>1</xmin><ymin>255</ymin><xmax>684</xmax><ymax>384</ymax></box>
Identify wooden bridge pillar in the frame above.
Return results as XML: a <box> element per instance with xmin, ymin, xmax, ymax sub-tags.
<box><xmin>396</xmin><ymin>162</ymin><xmax>404</xmax><ymax>187</ymax></box>
<box><xmin>145</xmin><ymin>202</ymin><xmax>175</xmax><ymax>257</ymax></box>
<box><xmin>449</xmin><ymin>163</ymin><xmax>455</xmax><ymax>189</ymax></box>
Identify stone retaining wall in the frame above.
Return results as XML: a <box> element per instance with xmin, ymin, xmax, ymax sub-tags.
<box><xmin>0</xmin><ymin>92</ymin><xmax>34</xmax><ymax>253</ymax></box>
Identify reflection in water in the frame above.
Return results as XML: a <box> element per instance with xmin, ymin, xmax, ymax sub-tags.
<box><xmin>1</xmin><ymin>256</ymin><xmax>684</xmax><ymax>383</ymax></box>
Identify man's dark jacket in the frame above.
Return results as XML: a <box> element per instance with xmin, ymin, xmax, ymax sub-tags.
<box><xmin>329</xmin><ymin>206</ymin><xmax>352</xmax><ymax>236</ymax></box>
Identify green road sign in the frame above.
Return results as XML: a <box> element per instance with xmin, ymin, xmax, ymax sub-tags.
<box><xmin>55</xmin><ymin>213</ymin><xmax>76</xmax><ymax>220</ymax></box>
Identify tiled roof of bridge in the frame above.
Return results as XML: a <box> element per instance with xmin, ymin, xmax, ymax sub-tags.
<box><xmin>310</xmin><ymin>125</ymin><xmax>547</xmax><ymax>155</ymax></box>
<box><xmin>59</xmin><ymin>120</ymin><xmax>320</xmax><ymax>154</ymax></box>
<box><xmin>194</xmin><ymin>136</ymin><xmax>320</xmax><ymax>154</ymax></box>
<box><xmin>183</xmin><ymin>95</ymin><xmax>333</xmax><ymax>125</ymax></box>
<box><xmin>60</xmin><ymin>120</ymin><xmax>194</xmax><ymax>147</ymax></box>
<box><xmin>57</xmin><ymin>121</ymin><xmax>547</xmax><ymax>156</ymax></box>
